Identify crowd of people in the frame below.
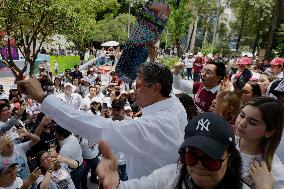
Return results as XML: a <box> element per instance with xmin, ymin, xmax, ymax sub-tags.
<box><xmin>0</xmin><ymin>48</ymin><xmax>283</xmax><ymax>189</ymax></box>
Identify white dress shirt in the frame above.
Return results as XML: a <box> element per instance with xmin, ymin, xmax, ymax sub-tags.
<box><xmin>56</xmin><ymin>93</ymin><xmax>82</xmax><ymax>110</ymax></box>
<box><xmin>59</xmin><ymin>135</ymin><xmax>83</xmax><ymax>168</ymax></box>
<box><xmin>41</xmin><ymin>95</ymin><xmax>188</xmax><ymax>179</ymax></box>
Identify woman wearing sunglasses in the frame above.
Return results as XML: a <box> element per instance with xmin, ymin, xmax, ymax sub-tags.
<box><xmin>96</xmin><ymin>112</ymin><xmax>273</xmax><ymax>189</ymax></box>
<box><xmin>235</xmin><ymin>97</ymin><xmax>284</xmax><ymax>189</ymax></box>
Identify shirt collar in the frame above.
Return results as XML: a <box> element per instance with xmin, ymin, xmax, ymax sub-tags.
<box><xmin>141</xmin><ymin>97</ymin><xmax>175</xmax><ymax>115</ymax></box>
<box><xmin>204</xmin><ymin>84</ymin><xmax>220</xmax><ymax>94</ymax></box>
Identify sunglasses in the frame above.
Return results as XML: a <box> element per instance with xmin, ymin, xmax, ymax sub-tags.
<box><xmin>181</xmin><ymin>148</ymin><xmax>230</xmax><ymax>171</ymax></box>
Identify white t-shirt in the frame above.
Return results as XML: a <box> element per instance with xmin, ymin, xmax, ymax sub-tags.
<box><xmin>0</xmin><ymin>177</ymin><xmax>23</xmax><ymax>189</ymax></box>
<box><xmin>36</xmin><ymin>165</ymin><xmax>76</xmax><ymax>189</ymax></box>
<box><xmin>237</xmin><ymin>140</ymin><xmax>284</xmax><ymax>189</ymax></box>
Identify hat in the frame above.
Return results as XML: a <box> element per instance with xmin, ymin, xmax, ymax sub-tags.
<box><xmin>179</xmin><ymin>112</ymin><xmax>235</xmax><ymax>159</ymax></box>
<box><xmin>207</xmin><ymin>53</ymin><xmax>213</xmax><ymax>59</ymax></box>
<box><xmin>270</xmin><ymin>57</ymin><xmax>284</xmax><ymax>66</ymax></box>
<box><xmin>10</xmin><ymin>84</ymin><xmax>17</xmax><ymax>90</ymax></box>
<box><xmin>0</xmin><ymin>94</ymin><xmax>9</xmax><ymax>100</ymax></box>
<box><xmin>129</xmin><ymin>90</ymin><xmax>135</xmax><ymax>94</ymax></box>
<box><xmin>124</xmin><ymin>106</ymin><xmax>132</xmax><ymax>111</ymax></box>
<box><xmin>64</xmin><ymin>83</ymin><xmax>76</xmax><ymax>92</ymax></box>
<box><xmin>237</xmin><ymin>57</ymin><xmax>251</xmax><ymax>65</ymax></box>
<box><xmin>0</xmin><ymin>158</ymin><xmax>18</xmax><ymax>175</ymax></box>
<box><xmin>196</xmin><ymin>52</ymin><xmax>203</xmax><ymax>57</ymax></box>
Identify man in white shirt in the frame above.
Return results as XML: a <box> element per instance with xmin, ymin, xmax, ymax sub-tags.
<box><xmin>80</xmin><ymin>86</ymin><xmax>100</xmax><ymax>111</ymax></box>
<box><xmin>54</xmin><ymin>126</ymin><xmax>83</xmax><ymax>189</ymax></box>
<box><xmin>17</xmin><ymin>63</ymin><xmax>188</xmax><ymax>179</ymax></box>
<box><xmin>56</xmin><ymin>83</ymin><xmax>82</xmax><ymax>110</ymax></box>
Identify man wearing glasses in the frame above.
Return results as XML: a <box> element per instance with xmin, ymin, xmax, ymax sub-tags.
<box><xmin>17</xmin><ymin>63</ymin><xmax>188</xmax><ymax>179</ymax></box>
<box><xmin>173</xmin><ymin>62</ymin><xmax>226</xmax><ymax>113</ymax></box>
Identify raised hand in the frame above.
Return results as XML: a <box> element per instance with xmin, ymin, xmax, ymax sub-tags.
<box><xmin>173</xmin><ymin>62</ymin><xmax>184</xmax><ymax>75</ymax></box>
<box><xmin>96</xmin><ymin>141</ymin><xmax>119</xmax><ymax>189</ymax></box>
<box><xmin>249</xmin><ymin>161</ymin><xmax>275</xmax><ymax>189</ymax></box>
<box><xmin>26</xmin><ymin>167</ymin><xmax>41</xmax><ymax>185</ymax></box>
<box><xmin>17</xmin><ymin>79</ymin><xmax>46</xmax><ymax>103</ymax></box>
<box><xmin>0</xmin><ymin>135</ymin><xmax>12</xmax><ymax>149</ymax></box>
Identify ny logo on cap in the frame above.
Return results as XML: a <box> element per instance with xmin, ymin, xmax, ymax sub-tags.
<box><xmin>196</xmin><ymin>118</ymin><xmax>210</xmax><ymax>131</ymax></box>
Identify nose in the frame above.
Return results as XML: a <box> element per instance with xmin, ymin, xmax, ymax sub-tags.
<box><xmin>238</xmin><ymin>117</ymin><xmax>247</xmax><ymax>128</ymax></box>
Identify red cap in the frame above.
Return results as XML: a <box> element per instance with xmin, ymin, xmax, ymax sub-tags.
<box><xmin>237</xmin><ymin>57</ymin><xmax>251</xmax><ymax>65</ymax></box>
<box><xmin>270</xmin><ymin>57</ymin><xmax>284</xmax><ymax>65</ymax></box>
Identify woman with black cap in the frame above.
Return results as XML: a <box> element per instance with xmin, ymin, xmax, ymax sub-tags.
<box><xmin>96</xmin><ymin>113</ymin><xmax>274</xmax><ymax>189</ymax></box>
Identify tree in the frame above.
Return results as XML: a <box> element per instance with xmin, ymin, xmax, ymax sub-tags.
<box><xmin>0</xmin><ymin>0</ymin><xmax>120</xmax><ymax>80</ymax></box>
<box><xmin>92</xmin><ymin>14</ymin><xmax>135</xmax><ymax>44</ymax></box>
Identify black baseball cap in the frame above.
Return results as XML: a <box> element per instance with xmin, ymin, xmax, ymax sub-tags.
<box><xmin>179</xmin><ymin>112</ymin><xmax>235</xmax><ymax>159</ymax></box>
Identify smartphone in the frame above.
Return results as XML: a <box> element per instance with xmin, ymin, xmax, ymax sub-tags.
<box><xmin>235</xmin><ymin>68</ymin><xmax>252</xmax><ymax>89</ymax></box>
<box><xmin>102</xmin><ymin>103</ymin><xmax>108</xmax><ymax>111</ymax></box>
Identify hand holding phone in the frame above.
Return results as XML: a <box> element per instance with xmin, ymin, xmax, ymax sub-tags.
<box><xmin>235</xmin><ymin>68</ymin><xmax>252</xmax><ymax>89</ymax></box>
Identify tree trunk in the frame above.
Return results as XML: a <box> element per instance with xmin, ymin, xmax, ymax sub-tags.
<box><xmin>202</xmin><ymin>28</ymin><xmax>209</xmax><ymax>48</ymax></box>
<box><xmin>265</xmin><ymin>0</ymin><xmax>284</xmax><ymax>59</ymax></box>
<box><xmin>252</xmin><ymin>9</ymin><xmax>263</xmax><ymax>55</ymax></box>
<box><xmin>186</xmin><ymin>22</ymin><xmax>194</xmax><ymax>51</ymax></box>
<box><xmin>190</xmin><ymin>16</ymin><xmax>199</xmax><ymax>51</ymax></box>
<box><xmin>236</xmin><ymin>1</ymin><xmax>247</xmax><ymax>51</ymax></box>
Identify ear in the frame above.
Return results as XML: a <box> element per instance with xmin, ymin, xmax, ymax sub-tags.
<box><xmin>264</xmin><ymin>129</ymin><xmax>276</xmax><ymax>138</ymax></box>
<box><xmin>153</xmin><ymin>83</ymin><xmax>161</xmax><ymax>93</ymax></box>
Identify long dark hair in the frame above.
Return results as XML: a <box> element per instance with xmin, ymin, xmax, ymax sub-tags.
<box><xmin>175</xmin><ymin>145</ymin><xmax>242</xmax><ymax>189</ymax></box>
<box><xmin>246</xmin><ymin>97</ymin><xmax>283</xmax><ymax>171</ymax></box>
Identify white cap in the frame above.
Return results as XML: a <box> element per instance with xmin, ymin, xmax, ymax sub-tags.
<box><xmin>197</xmin><ymin>52</ymin><xmax>203</xmax><ymax>57</ymax></box>
<box><xmin>129</xmin><ymin>90</ymin><xmax>135</xmax><ymax>94</ymax></box>
<box><xmin>207</xmin><ymin>53</ymin><xmax>213</xmax><ymax>59</ymax></box>
<box><xmin>124</xmin><ymin>106</ymin><xmax>132</xmax><ymax>111</ymax></box>
<box><xmin>0</xmin><ymin>94</ymin><xmax>9</xmax><ymax>100</ymax></box>
<box><xmin>10</xmin><ymin>84</ymin><xmax>17</xmax><ymax>90</ymax></box>
<box><xmin>64</xmin><ymin>83</ymin><xmax>76</xmax><ymax>92</ymax></box>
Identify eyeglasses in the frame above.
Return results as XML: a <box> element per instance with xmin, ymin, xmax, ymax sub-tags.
<box><xmin>181</xmin><ymin>148</ymin><xmax>230</xmax><ymax>171</ymax></box>
<box><xmin>1</xmin><ymin>108</ymin><xmax>9</xmax><ymax>113</ymax></box>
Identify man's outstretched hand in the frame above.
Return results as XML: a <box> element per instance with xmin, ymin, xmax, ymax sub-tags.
<box><xmin>17</xmin><ymin>79</ymin><xmax>46</xmax><ymax>103</ymax></box>
<box><xmin>96</xmin><ymin>141</ymin><xmax>119</xmax><ymax>189</ymax></box>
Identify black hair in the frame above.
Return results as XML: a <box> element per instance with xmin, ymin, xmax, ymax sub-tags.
<box><xmin>111</xmin><ymin>99</ymin><xmax>125</xmax><ymax>109</ymax></box>
<box><xmin>35</xmin><ymin>150</ymin><xmax>47</xmax><ymax>171</ymax></box>
<box><xmin>54</xmin><ymin>125</ymin><xmax>71</xmax><ymax>139</ymax></box>
<box><xmin>137</xmin><ymin>63</ymin><xmax>173</xmax><ymax>97</ymax></box>
<box><xmin>175</xmin><ymin>144</ymin><xmax>242</xmax><ymax>189</ymax></box>
<box><xmin>208</xmin><ymin>62</ymin><xmax>226</xmax><ymax>82</ymax></box>
<box><xmin>0</xmin><ymin>103</ymin><xmax>10</xmax><ymax>112</ymax></box>
<box><xmin>74</xmin><ymin>65</ymin><xmax>79</xmax><ymax>68</ymax></box>
<box><xmin>247</xmin><ymin>82</ymin><xmax>262</xmax><ymax>97</ymax></box>
<box><xmin>176</xmin><ymin>93</ymin><xmax>198</xmax><ymax>120</ymax></box>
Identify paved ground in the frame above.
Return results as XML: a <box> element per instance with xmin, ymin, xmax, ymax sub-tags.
<box><xmin>1</xmin><ymin>76</ymin><xmax>15</xmax><ymax>93</ymax></box>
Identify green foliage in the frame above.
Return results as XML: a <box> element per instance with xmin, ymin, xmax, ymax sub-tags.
<box><xmin>50</xmin><ymin>56</ymin><xmax>80</xmax><ymax>74</ymax></box>
<box><xmin>93</xmin><ymin>13</ymin><xmax>135</xmax><ymax>44</ymax></box>
<box><xmin>160</xmin><ymin>56</ymin><xmax>179</xmax><ymax>68</ymax></box>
